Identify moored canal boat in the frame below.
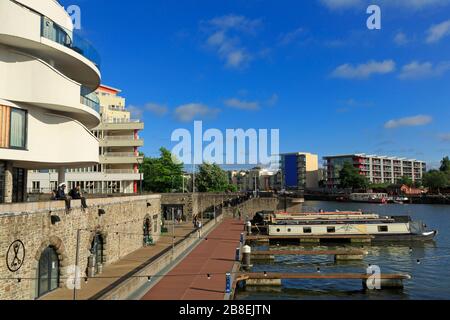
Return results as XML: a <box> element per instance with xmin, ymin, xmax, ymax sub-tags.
<box><xmin>266</xmin><ymin>212</ymin><xmax>437</xmax><ymax>242</ymax></box>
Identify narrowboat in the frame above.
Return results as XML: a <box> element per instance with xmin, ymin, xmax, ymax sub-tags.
<box><xmin>267</xmin><ymin>211</ymin><xmax>437</xmax><ymax>242</ymax></box>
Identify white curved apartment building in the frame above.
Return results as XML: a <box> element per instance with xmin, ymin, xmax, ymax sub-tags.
<box><xmin>0</xmin><ymin>0</ymin><xmax>101</xmax><ymax>203</ymax></box>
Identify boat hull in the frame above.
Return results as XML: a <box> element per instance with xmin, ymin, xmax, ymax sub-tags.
<box><xmin>371</xmin><ymin>231</ymin><xmax>438</xmax><ymax>242</ymax></box>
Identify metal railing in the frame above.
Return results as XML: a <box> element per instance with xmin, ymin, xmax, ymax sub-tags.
<box><xmin>41</xmin><ymin>16</ymin><xmax>101</xmax><ymax>68</ymax></box>
<box><xmin>104</xmin><ymin>169</ymin><xmax>138</xmax><ymax>174</ymax></box>
<box><xmin>102</xmin><ymin>119</ymin><xmax>142</xmax><ymax>124</ymax></box>
<box><xmin>80</xmin><ymin>87</ymin><xmax>100</xmax><ymax>113</ymax></box>
<box><xmin>103</xmin><ymin>152</ymin><xmax>141</xmax><ymax>157</ymax></box>
<box><xmin>103</xmin><ymin>136</ymin><xmax>141</xmax><ymax>141</ymax></box>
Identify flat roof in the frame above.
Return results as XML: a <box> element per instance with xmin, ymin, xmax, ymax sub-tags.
<box><xmin>323</xmin><ymin>153</ymin><xmax>425</xmax><ymax>163</ymax></box>
<box><xmin>97</xmin><ymin>84</ymin><xmax>122</xmax><ymax>95</ymax></box>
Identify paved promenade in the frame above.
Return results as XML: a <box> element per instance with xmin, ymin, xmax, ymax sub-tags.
<box><xmin>141</xmin><ymin>218</ymin><xmax>243</xmax><ymax>300</ymax></box>
<box><xmin>41</xmin><ymin>222</ymin><xmax>197</xmax><ymax>300</ymax></box>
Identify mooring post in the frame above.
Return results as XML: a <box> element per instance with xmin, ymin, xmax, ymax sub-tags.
<box><xmin>242</xmin><ymin>245</ymin><xmax>252</xmax><ymax>271</ymax></box>
<box><xmin>246</xmin><ymin>221</ymin><xmax>252</xmax><ymax>236</ymax></box>
<box><xmin>225</xmin><ymin>273</ymin><xmax>232</xmax><ymax>294</ymax></box>
<box><xmin>240</xmin><ymin>233</ymin><xmax>245</xmax><ymax>246</ymax></box>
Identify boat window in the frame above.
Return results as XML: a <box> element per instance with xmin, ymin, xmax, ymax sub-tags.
<box><xmin>276</xmin><ymin>228</ymin><xmax>281</xmax><ymax>233</ymax></box>
<box><xmin>378</xmin><ymin>226</ymin><xmax>389</xmax><ymax>232</ymax></box>
<box><xmin>287</xmin><ymin>228</ymin><xmax>292</xmax><ymax>233</ymax></box>
<box><xmin>303</xmin><ymin>227</ymin><xmax>312</xmax><ymax>234</ymax></box>
<box><xmin>327</xmin><ymin>227</ymin><xmax>336</xmax><ymax>233</ymax></box>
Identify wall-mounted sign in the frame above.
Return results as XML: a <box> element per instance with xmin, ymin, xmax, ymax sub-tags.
<box><xmin>6</xmin><ymin>240</ymin><xmax>25</xmax><ymax>272</ymax></box>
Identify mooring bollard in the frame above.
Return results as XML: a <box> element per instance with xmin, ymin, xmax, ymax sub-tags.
<box><xmin>225</xmin><ymin>273</ymin><xmax>232</xmax><ymax>294</ymax></box>
<box><xmin>246</xmin><ymin>221</ymin><xmax>252</xmax><ymax>236</ymax></box>
<box><xmin>240</xmin><ymin>233</ymin><xmax>245</xmax><ymax>245</ymax></box>
<box><xmin>235</xmin><ymin>247</ymin><xmax>241</xmax><ymax>262</ymax></box>
<box><xmin>242</xmin><ymin>245</ymin><xmax>252</xmax><ymax>270</ymax></box>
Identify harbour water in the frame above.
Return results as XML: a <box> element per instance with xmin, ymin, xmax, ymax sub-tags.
<box><xmin>236</xmin><ymin>201</ymin><xmax>450</xmax><ymax>300</ymax></box>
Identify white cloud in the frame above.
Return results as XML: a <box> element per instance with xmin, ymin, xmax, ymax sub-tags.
<box><xmin>174</xmin><ymin>103</ymin><xmax>220</xmax><ymax>122</ymax></box>
<box><xmin>320</xmin><ymin>0</ymin><xmax>450</xmax><ymax>10</ymax></box>
<box><xmin>384</xmin><ymin>115</ymin><xmax>433</xmax><ymax>129</ymax></box>
<box><xmin>127</xmin><ymin>105</ymin><xmax>144</xmax><ymax>119</ymax></box>
<box><xmin>320</xmin><ymin>0</ymin><xmax>363</xmax><ymax>10</ymax></box>
<box><xmin>266</xmin><ymin>94</ymin><xmax>279</xmax><ymax>107</ymax></box>
<box><xmin>279</xmin><ymin>27</ymin><xmax>305</xmax><ymax>45</ymax></box>
<box><xmin>399</xmin><ymin>61</ymin><xmax>450</xmax><ymax>79</ymax></box>
<box><xmin>439</xmin><ymin>133</ymin><xmax>450</xmax><ymax>141</ymax></box>
<box><xmin>224</xmin><ymin>98</ymin><xmax>260</xmax><ymax>110</ymax></box>
<box><xmin>203</xmin><ymin>15</ymin><xmax>261</xmax><ymax>69</ymax></box>
<box><xmin>426</xmin><ymin>19</ymin><xmax>450</xmax><ymax>43</ymax></box>
<box><xmin>394</xmin><ymin>31</ymin><xmax>409</xmax><ymax>45</ymax></box>
<box><xmin>331</xmin><ymin>60</ymin><xmax>396</xmax><ymax>79</ymax></box>
<box><xmin>145</xmin><ymin>103</ymin><xmax>168</xmax><ymax>117</ymax></box>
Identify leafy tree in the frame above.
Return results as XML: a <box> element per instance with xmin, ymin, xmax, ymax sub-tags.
<box><xmin>423</xmin><ymin>170</ymin><xmax>448</xmax><ymax>193</ymax></box>
<box><xmin>195</xmin><ymin>163</ymin><xmax>235</xmax><ymax>192</ymax></box>
<box><xmin>440</xmin><ymin>156</ymin><xmax>450</xmax><ymax>173</ymax></box>
<box><xmin>339</xmin><ymin>162</ymin><xmax>369</xmax><ymax>191</ymax></box>
<box><xmin>141</xmin><ymin>148</ymin><xmax>184</xmax><ymax>193</ymax></box>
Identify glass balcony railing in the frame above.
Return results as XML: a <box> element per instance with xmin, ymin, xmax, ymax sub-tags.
<box><xmin>41</xmin><ymin>16</ymin><xmax>101</xmax><ymax>69</ymax></box>
<box><xmin>80</xmin><ymin>86</ymin><xmax>100</xmax><ymax>113</ymax></box>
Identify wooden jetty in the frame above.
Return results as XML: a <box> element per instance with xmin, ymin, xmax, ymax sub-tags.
<box><xmin>251</xmin><ymin>249</ymin><xmax>368</xmax><ymax>261</ymax></box>
<box><xmin>236</xmin><ymin>272</ymin><xmax>411</xmax><ymax>290</ymax></box>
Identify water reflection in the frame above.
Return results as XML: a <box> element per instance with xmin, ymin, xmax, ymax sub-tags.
<box><xmin>236</xmin><ymin>201</ymin><xmax>450</xmax><ymax>300</ymax></box>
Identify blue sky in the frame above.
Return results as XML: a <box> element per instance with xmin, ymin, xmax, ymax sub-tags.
<box><xmin>62</xmin><ymin>0</ymin><xmax>450</xmax><ymax>168</ymax></box>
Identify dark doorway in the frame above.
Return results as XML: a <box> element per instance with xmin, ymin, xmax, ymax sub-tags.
<box><xmin>37</xmin><ymin>246</ymin><xmax>60</xmax><ymax>298</ymax></box>
<box><xmin>90</xmin><ymin>233</ymin><xmax>104</xmax><ymax>274</ymax></box>
<box><xmin>162</xmin><ymin>205</ymin><xmax>184</xmax><ymax>221</ymax></box>
<box><xmin>12</xmin><ymin>168</ymin><xmax>25</xmax><ymax>203</ymax></box>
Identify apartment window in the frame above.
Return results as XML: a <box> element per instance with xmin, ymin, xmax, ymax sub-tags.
<box><xmin>9</xmin><ymin>108</ymin><xmax>27</xmax><ymax>149</ymax></box>
<box><xmin>32</xmin><ymin>181</ymin><xmax>41</xmax><ymax>193</ymax></box>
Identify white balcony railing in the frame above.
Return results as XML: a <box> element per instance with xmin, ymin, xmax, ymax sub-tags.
<box><xmin>103</xmin><ymin>169</ymin><xmax>139</xmax><ymax>174</ymax></box>
<box><xmin>103</xmin><ymin>152</ymin><xmax>141</xmax><ymax>157</ymax></box>
<box><xmin>103</xmin><ymin>136</ymin><xmax>140</xmax><ymax>141</ymax></box>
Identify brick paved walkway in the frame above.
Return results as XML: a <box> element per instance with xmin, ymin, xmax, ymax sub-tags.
<box><xmin>41</xmin><ymin>222</ymin><xmax>197</xmax><ymax>300</ymax></box>
<box><xmin>141</xmin><ymin>219</ymin><xmax>243</xmax><ymax>300</ymax></box>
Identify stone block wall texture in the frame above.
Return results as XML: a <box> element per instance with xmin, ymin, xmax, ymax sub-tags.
<box><xmin>161</xmin><ymin>193</ymin><xmax>244</xmax><ymax>219</ymax></box>
<box><xmin>0</xmin><ymin>195</ymin><xmax>161</xmax><ymax>300</ymax></box>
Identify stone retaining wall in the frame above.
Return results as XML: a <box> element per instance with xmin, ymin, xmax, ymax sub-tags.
<box><xmin>0</xmin><ymin>195</ymin><xmax>161</xmax><ymax>300</ymax></box>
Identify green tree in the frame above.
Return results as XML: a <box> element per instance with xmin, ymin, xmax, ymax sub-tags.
<box><xmin>423</xmin><ymin>170</ymin><xmax>448</xmax><ymax>193</ymax></box>
<box><xmin>141</xmin><ymin>148</ymin><xmax>184</xmax><ymax>193</ymax></box>
<box><xmin>398</xmin><ymin>176</ymin><xmax>414</xmax><ymax>187</ymax></box>
<box><xmin>195</xmin><ymin>163</ymin><xmax>236</xmax><ymax>192</ymax></box>
<box><xmin>339</xmin><ymin>162</ymin><xmax>369</xmax><ymax>191</ymax></box>
<box><xmin>440</xmin><ymin>156</ymin><xmax>450</xmax><ymax>173</ymax></box>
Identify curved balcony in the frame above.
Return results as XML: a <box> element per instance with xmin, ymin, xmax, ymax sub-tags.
<box><xmin>0</xmin><ymin>0</ymin><xmax>101</xmax><ymax>92</ymax></box>
<box><xmin>0</xmin><ymin>102</ymin><xmax>99</xmax><ymax>170</ymax></box>
<box><xmin>80</xmin><ymin>87</ymin><xmax>100</xmax><ymax>114</ymax></box>
<box><xmin>41</xmin><ymin>16</ymin><xmax>101</xmax><ymax>69</ymax></box>
<box><xmin>0</xmin><ymin>48</ymin><xmax>100</xmax><ymax>128</ymax></box>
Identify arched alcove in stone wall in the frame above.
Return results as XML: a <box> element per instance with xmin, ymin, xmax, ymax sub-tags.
<box><xmin>31</xmin><ymin>236</ymin><xmax>68</xmax><ymax>299</ymax></box>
